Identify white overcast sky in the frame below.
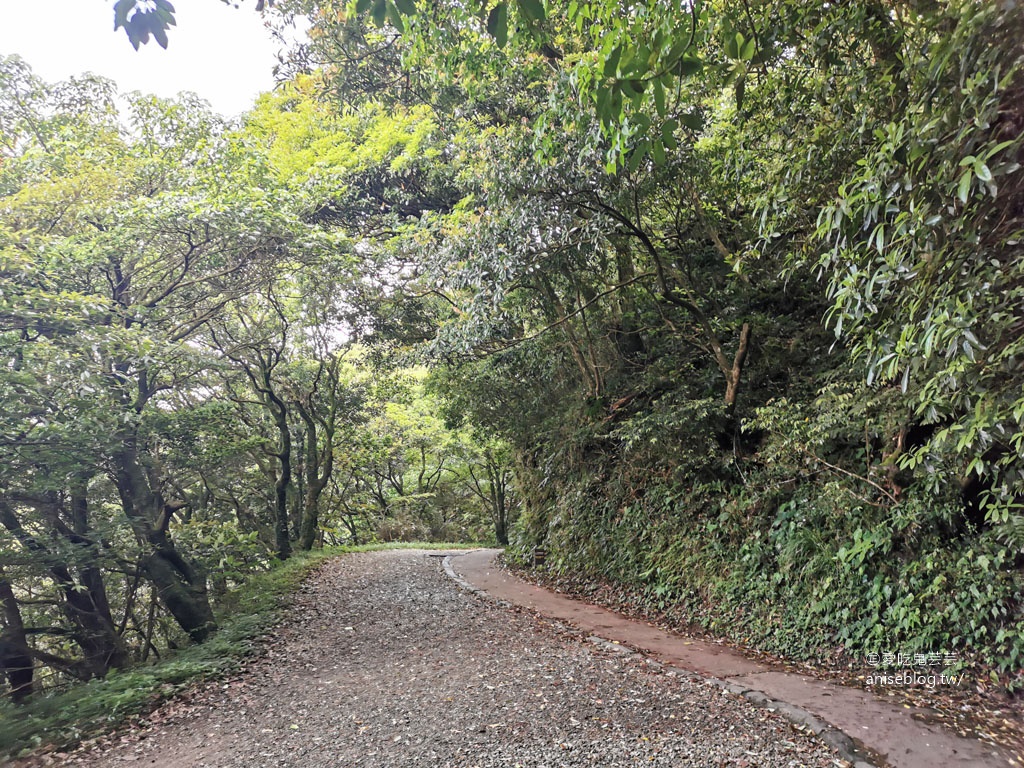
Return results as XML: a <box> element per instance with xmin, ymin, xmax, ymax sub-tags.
<box><xmin>0</xmin><ymin>0</ymin><xmax>290</xmax><ymax>117</ymax></box>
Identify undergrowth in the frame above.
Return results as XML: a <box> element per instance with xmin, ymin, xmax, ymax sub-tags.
<box><xmin>510</xmin><ymin>465</ymin><xmax>1024</xmax><ymax>695</ymax></box>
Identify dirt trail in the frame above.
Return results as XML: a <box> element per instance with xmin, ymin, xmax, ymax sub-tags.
<box><xmin>44</xmin><ymin>550</ymin><xmax>840</xmax><ymax>767</ymax></box>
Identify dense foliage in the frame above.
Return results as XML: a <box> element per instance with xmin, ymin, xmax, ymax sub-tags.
<box><xmin>270</xmin><ymin>0</ymin><xmax>1023</xmax><ymax>687</ymax></box>
<box><xmin>0</xmin><ymin>59</ymin><xmax>511</xmax><ymax>710</ymax></box>
<box><xmin>2</xmin><ymin>0</ymin><xmax>1022</xmax><ymax>723</ymax></box>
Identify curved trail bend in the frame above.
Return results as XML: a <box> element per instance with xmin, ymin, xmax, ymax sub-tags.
<box><xmin>56</xmin><ymin>549</ymin><xmax>840</xmax><ymax>767</ymax></box>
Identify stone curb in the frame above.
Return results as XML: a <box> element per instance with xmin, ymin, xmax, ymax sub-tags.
<box><xmin>442</xmin><ymin>554</ymin><xmax>881</xmax><ymax>768</ymax></box>
<box><xmin>442</xmin><ymin>552</ymin><xmax>512</xmax><ymax>608</ymax></box>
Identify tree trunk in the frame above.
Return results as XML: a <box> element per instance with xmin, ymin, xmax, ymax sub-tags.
<box><xmin>112</xmin><ymin>438</ymin><xmax>216</xmax><ymax>643</ymax></box>
<box><xmin>297</xmin><ymin>406</ymin><xmax>334</xmax><ymax>551</ymax></box>
<box><xmin>0</xmin><ymin>572</ymin><xmax>34</xmax><ymax>703</ymax></box>
<box><xmin>710</xmin><ymin>322</ymin><xmax>752</xmax><ymax>412</ymax></box>
<box><xmin>490</xmin><ymin>465</ymin><xmax>510</xmax><ymax>546</ymax></box>
<box><xmin>493</xmin><ymin>498</ymin><xmax>509</xmax><ymax>546</ymax></box>
<box><xmin>0</xmin><ymin>497</ymin><xmax>129</xmax><ymax>676</ymax></box>
<box><xmin>270</xmin><ymin>397</ymin><xmax>293</xmax><ymax>560</ymax></box>
<box><xmin>69</xmin><ymin>484</ymin><xmax>130</xmax><ymax>673</ymax></box>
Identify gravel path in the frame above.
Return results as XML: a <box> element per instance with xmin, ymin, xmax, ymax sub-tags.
<box><xmin>56</xmin><ymin>550</ymin><xmax>842</xmax><ymax>767</ymax></box>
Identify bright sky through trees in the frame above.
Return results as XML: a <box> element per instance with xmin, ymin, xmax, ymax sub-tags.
<box><xmin>0</xmin><ymin>0</ymin><xmax>283</xmax><ymax>116</ymax></box>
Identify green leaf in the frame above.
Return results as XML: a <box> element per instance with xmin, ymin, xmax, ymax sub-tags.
<box><xmin>650</xmin><ymin>137</ymin><xmax>667</xmax><ymax>166</ymax></box>
<box><xmin>394</xmin><ymin>0</ymin><xmax>416</xmax><ymax>14</ymax></box>
<box><xmin>666</xmin><ymin>38</ymin><xmax>689</xmax><ymax>65</ymax></box>
<box><xmin>661</xmin><ymin>119</ymin><xmax>678</xmax><ymax>149</ymax></box>
<box><xmin>982</xmin><ymin>139</ymin><xmax>1016</xmax><ymax>160</ymax></box>
<box><xmin>973</xmin><ymin>161</ymin><xmax>992</xmax><ymax>182</ymax></box>
<box><xmin>114</xmin><ymin>0</ymin><xmax>134</xmax><ymax>29</ymax></box>
<box><xmin>957</xmin><ymin>171</ymin><xmax>972</xmax><ymax>204</ymax></box>
<box><xmin>487</xmin><ymin>3</ymin><xmax>509</xmax><ymax>47</ymax></box>
<box><xmin>627</xmin><ymin>142</ymin><xmax>648</xmax><ymax>174</ymax></box>
<box><xmin>740</xmin><ymin>37</ymin><xmax>756</xmax><ymax>61</ymax></box>
<box><xmin>356</xmin><ymin>0</ymin><xmax>373</xmax><ymax>14</ymax></box>
<box><xmin>386</xmin><ymin>1</ymin><xmax>405</xmax><ymax>31</ymax></box>
<box><xmin>371</xmin><ymin>0</ymin><xmax>388</xmax><ymax>27</ymax></box>
<box><xmin>603</xmin><ymin>46</ymin><xmax>621</xmax><ymax>79</ymax></box>
<box><xmin>676</xmin><ymin>56</ymin><xmax>703</xmax><ymax>77</ymax></box>
<box><xmin>596</xmin><ymin>84</ymin><xmax>611</xmax><ymax>123</ymax></box>
<box><xmin>679</xmin><ymin>112</ymin><xmax>702</xmax><ymax>131</ymax></box>
<box><xmin>623</xmin><ymin>44</ymin><xmax>651</xmax><ymax>76</ymax></box>
<box><xmin>609</xmin><ymin>82</ymin><xmax>623</xmax><ymax>120</ymax></box>
<box><xmin>518</xmin><ymin>0</ymin><xmax>545</xmax><ymax>22</ymax></box>
<box><xmin>653</xmin><ymin>78</ymin><xmax>666</xmax><ymax>117</ymax></box>
<box><xmin>153</xmin><ymin>23</ymin><xmax>169</xmax><ymax>49</ymax></box>
<box><xmin>724</xmin><ymin>32</ymin><xmax>742</xmax><ymax>59</ymax></box>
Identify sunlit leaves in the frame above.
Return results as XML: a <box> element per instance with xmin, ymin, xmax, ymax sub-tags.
<box><xmin>803</xmin><ymin>2</ymin><xmax>1024</xmax><ymax>532</ymax></box>
<box><xmin>334</xmin><ymin>0</ymin><xmax>715</xmax><ymax>171</ymax></box>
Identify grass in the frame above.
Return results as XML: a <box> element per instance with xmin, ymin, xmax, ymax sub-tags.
<box><xmin>0</xmin><ymin>542</ymin><xmax>482</xmax><ymax>759</ymax></box>
<box><xmin>340</xmin><ymin>541</ymin><xmax>485</xmax><ymax>552</ymax></box>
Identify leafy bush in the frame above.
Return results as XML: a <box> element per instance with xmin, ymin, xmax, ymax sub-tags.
<box><xmin>0</xmin><ymin>549</ymin><xmax>334</xmax><ymax>758</ymax></box>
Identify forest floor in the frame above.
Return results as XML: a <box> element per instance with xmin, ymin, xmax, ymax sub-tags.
<box><xmin>13</xmin><ymin>549</ymin><xmax>844</xmax><ymax>768</ymax></box>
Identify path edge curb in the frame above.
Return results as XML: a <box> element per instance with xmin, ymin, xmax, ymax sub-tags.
<box><xmin>443</xmin><ymin>552</ymin><xmax>513</xmax><ymax>609</ymax></box>
<box><xmin>442</xmin><ymin>554</ymin><xmax>881</xmax><ymax>768</ymax></box>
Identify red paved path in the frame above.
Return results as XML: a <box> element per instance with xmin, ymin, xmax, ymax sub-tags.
<box><xmin>448</xmin><ymin>549</ymin><xmax>1017</xmax><ymax>768</ymax></box>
